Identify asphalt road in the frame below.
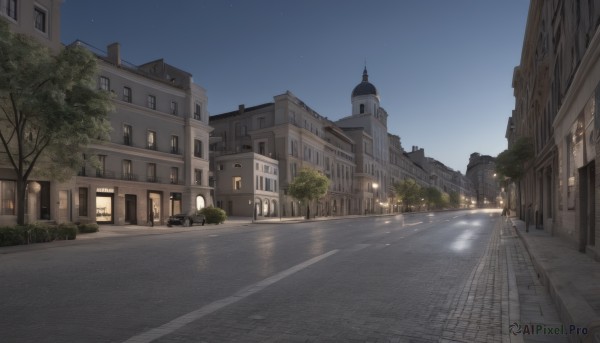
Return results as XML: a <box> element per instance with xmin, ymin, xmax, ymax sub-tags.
<box><xmin>0</xmin><ymin>209</ymin><xmax>500</xmax><ymax>342</ymax></box>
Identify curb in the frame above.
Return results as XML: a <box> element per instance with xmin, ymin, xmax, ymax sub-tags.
<box><xmin>510</xmin><ymin>218</ymin><xmax>600</xmax><ymax>343</ymax></box>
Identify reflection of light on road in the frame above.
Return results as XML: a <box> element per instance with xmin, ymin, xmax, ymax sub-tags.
<box><xmin>451</xmin><ymin>230</ymin><xmax>474</xmax><ymax>251</ymax></box>
<box><xmin>427</xmin><ymin>213</ymin><xmax>435</xmax><ymax>217</ymax></box>
<box><xmin>256</xmin><ymin>231</ymin><xmax>275</xmax><ymax>277</ymax></box>
<box><xmin>194</xmin><ymin>242</ymin><xmax>210</xmax><ymax>272</ymax></box>
<box><xmin>384</xmin><ymin>220</ymin><xmax>391</xmax><ymax>224</ymax></box>
<box><xmin>310</xmin><ymin>227</ymin><xmax>325</xmax><ymax>255</ymax></box>
<box><xmin>405</xmin><ymin>222</ymin><xmax>422</xmax><ymax>226</ymax></box>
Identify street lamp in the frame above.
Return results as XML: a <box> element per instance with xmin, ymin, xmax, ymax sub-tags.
<box><xmin>373</xmin><ymin>182</ymin><xmax>378</xmax><ymax>214</ymax></box>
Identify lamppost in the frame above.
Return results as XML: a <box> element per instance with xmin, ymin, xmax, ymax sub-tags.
<box><xmin>373</xmin><ymin>182</ymin><xmax>378</xmax><ymax>214</ymax></box>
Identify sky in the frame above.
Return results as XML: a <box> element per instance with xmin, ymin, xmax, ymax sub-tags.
<box><xmin>60</xmin><ymin>0</ymin><xmax>530</xmax><ymax>174</ymax></box>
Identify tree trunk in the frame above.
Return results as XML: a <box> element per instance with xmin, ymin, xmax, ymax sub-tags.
<box><xmin>16</xmin><ymin>177</ymin><xmax>27</xmax><ymax>225</ymax></box>
<box><xmin>306</xmin><ymin>203</ymin><xmax>310</xmax><ymax>220</ymax></box>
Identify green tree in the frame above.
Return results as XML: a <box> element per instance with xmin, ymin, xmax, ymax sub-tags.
<box><xmin>422</xmin><ymin>186</ymin><xmax>443</xmax><ymax>210</ymax></box>
<box><xmin>448</xmin><ymin>191</ymin><xmax>461</xmax><ymax>208</ymax></box>
<box><xmin>495</xmin><ymin>137</ymin><xmax>534</xmax><ymax>181</ymax></box>
<box><xmin>393</xmin><ymin>179</ymin><xmax>422</xmax><ymax>212</ymax></box>
<box><xmin>0</xmin><ymin>20</ymin><xmax>113</xmax><ymax>224</ymax></box>
<box><xmin>495</xmin><ymin>137</ymin><xmax>534</xmax><ymax>215</ymax></box>
<box><xmin>288</xmin><ymin>167</ymin><xmax>330</xmax><ymax>219</ymax></box>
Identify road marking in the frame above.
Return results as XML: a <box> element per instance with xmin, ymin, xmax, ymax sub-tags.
<box><xmin>405</xmin><ymin>222</ymin><xmax>422</xmax><ymax>226</ymax></box>
<box><xmin>123</xmin><ymin>250</ymin><xmax>339</xmax><ymax>343</ymax></box>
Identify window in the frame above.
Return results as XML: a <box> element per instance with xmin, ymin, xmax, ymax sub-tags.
<box><xmin>194</xmin><ymin>103</ymin><xmax>202</xmax><ymax>120</ymax></box>
<box><xmin>233</xmin><ymin>176</ymin><xmax>242</xmax><ymax>190</ymax></box>
<box><xmin>34</xmin><ymin>7</ymin><xmax>46</xmax><ymax>33</ymax></box>
<box><xmin>234</xmin><ymin>163</ymin><xmax>242</xmax><ymax>168</ymax></box>
<box><xmin>147</xmin><ymin>95</ymin><xmax>156</xmax><ymax>110</ymax></box>
<box><xmin>6</xmin><ymin>0</ymin><xmax>17</xmax><ymax>20</ymax></box>
<box><xmin>258</xmin><ymin>142</ymin><xmax>266</xmax><ymax>155</ymax></box>
<box><xmin>170</xmin><ymin>167</ymin><xmax>178</xmax><ymax>184</ymax></box>
<box><xmin>0</xmin><ymin>180</ymin><xmax>15</xmax><ymax>215</ymax></box>
<box><xmin>255</xmin><ymin>163</ymin><xmax>259</xmax><ymax>170</ymax></box>
<box><xmin>195</xmin><ymin>169</ymin><xmax>202</xmax><ymax>185</ymax></box>
<box><xmin>260</xmin><ymin>176</ymin><xmax>264</xmax><ymax>190</ymax></box>
<box><xmin>123</xmin><ymin>124</ymin><xmax>132</xmax><ymax>145</ymax></box>
<box><xmin>170</xmin><ymin>101</ymin><xmax>178</xmax><ymax>115</ymax></box>
<box><xmin>99</xmin><ymin>76</ymin><xmax>110</xmax><ymax>91</ymax></box>
<box><xmin>258</xmin><ymin>117</ymin><xmax>265</xmax><ymax>129</ymax></box>
<box><xmin>78</xmin><ymin>188</ymin><xmax>88</xmax><ymax>217</ymax></box>
<box><xmin>123</xmin><ymin>87</ymin><xmax>132</xmax><ymax>103</ymax></box>
<box><xmin>263</xmin><ymin>165</ymin><xmax>270</xmax><ymax>173</ymax></box>
<box><xmin>147</xmin><ymin>131</ymin><xmax>156</xmax><ymax>150</ymax></box>
<box><xmin>194</xmin><ymin>139</ymin><xmax>203</xmax><ymax>158</ymax></box>
<box><xmin>360</xmin><ymin>104</ymin><xmax>365</xmax><ymax>114</ymax></box>
<box><xmin>170</xmin><ymin>135</ymin><xmax>179</xmax><ymax>154</ymax></box>
<box><xmin>97</xmin><ymin>155</ymin><xmax>106</xmax><ymax>177</ymax></box>
<box><xmin>218</xmin><ymin>164</ymin><xmax>224</xmax><ymax>171</ymax></box>
<box><xmin>147</xmin><ymin>163</ymin><xmax>156</xmax><ymax>182</ymax></box>
<box><xmin>122</xmin><ymin>160</ymin><xmax>133</xmax><ymax>180</ymax></box>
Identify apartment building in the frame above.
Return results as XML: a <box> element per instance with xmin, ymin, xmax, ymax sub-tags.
<box><xmin>211</xmin><ymin>69</ymin><xmax>474</xmax><ymax>218</ymax></box>
<box><xmin>465</xmin><ymin>153</ymin><xmax>499</xmax><ymax>208</ymax></box>
<box><xmin>210</xmin><ymin>91</ymin><xmax>357</xmax><ymax>218</ymax></box>
<box><xmin>0</xmin><ymin>0</ymin><xmax>61</xmax><ymax>52</ymax></box>
<box><xmin>0</xmin><ymin>0</ymin><xmax>62</xmax><ymax>225</ymax></box>
<box><xmin>509</xmin><ymin>0</ymin><xmax>600</xmax><ymax>258</ymax></box>
<box><xmin>69</xmin><ymin>42</ymin><xmax>212</xmax><ymax>225</ymax></box>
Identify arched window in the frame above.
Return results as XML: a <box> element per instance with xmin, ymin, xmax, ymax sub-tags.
<box><xmin>263</xmin><ymin>200</ymin><xmax>269</xmax><ymax>216</ymax></box>
<box><xmin>359</xmin><ymin>104</ymin><xmax>365</xmax><ymax>114</ymax></box>
<box><xmin>196</xmin><ymin>195</ymin><xmax>205</xmax><ymax>211</ymax></box>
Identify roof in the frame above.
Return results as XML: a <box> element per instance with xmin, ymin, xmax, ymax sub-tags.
<box><xmin>351</xmin><ymin>67</ymin><xmax>378</xmax><ymax>97</ymax></box>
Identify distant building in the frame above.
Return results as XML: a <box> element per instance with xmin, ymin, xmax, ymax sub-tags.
<box><xmin>466</xmin><ymin>153</ymin><xmax>499</xmax><ymax>208</ymax></box>
<box><xmin>211</xmin><ymin>69</ymin><xmax>474</xmax><ymax>217</ymax></box>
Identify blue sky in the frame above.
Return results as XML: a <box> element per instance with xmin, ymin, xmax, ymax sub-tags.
<box><xmin>61</xmin><ymin>0</ymin><xmax>530</xmax><ymax>174</ymax></box>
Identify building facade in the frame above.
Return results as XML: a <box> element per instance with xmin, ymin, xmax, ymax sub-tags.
<box><xmin>68</xmin><ymin>42</ymin><xmax>213</xmax><ymax>225</ymax></box>
<box><xmin>509</xmin><ymin>0</ymin><xmax>600</xmax><ymax>258</ymax></box>
<box><xmin>0</xmin><ymin>0</ymin><xmax>62</xmax><ymax>52</ymax></box>
<box><xmin>211</xmin><ymin>69</ymin><xmax>474</xmax><ymax>218</ymax></box>
<box><xmin>466</xmin><ymin>153</ymin><xmax>499</xmax><ymax>208</ymax></box>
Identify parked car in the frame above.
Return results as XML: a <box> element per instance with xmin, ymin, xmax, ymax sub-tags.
<box><xmin>167</xmin><ymin>212</ymin><xmax>206</xmax><ymax>227</ymax></box>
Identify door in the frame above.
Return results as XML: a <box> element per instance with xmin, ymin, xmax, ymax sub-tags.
<box><xmin>125</xmin><ymin>194</ymin><xmax>137</xmax><ymax>225</ymax></box>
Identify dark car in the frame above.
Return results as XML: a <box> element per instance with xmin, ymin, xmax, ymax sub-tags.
<box><xmin>167</xmin><ymin>212</ymin><xmax>206</xmax><ymax>227</ymax></box>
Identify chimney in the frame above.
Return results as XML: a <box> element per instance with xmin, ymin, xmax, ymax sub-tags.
<box><xmin>238</xmin><ymin>104</ymin><xmax>245</xmax><ymax>114</ymax></box>
<box><xmin>107</xmin><ymin>42</ymin><xmax>121</xmax><ymax>67</ymax></box>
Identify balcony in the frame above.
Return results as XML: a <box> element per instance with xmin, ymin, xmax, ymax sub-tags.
<box><xmin>121</xmin><ymin>173</ymin><xmax>138</xmax><ymax>181</ymax></box>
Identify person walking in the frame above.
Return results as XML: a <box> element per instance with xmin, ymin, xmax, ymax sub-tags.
<box><xmin>149</xmin><ymin>208</ymin><xmax>154</xmax><ymax>227</ymax></box>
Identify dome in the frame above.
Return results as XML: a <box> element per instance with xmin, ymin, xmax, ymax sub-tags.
<box><xmin>351</xmin><ymin>67</ymin><xmax>378</xmax><ymax>97</ymax></box>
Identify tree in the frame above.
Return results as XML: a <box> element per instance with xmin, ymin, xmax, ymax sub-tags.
<box><xmin>422</xmin><ymin>187</ymin><xmax>443</xmax><ymax>210</ymax></box>
<box><xmin>495</xmin><ymin>137</ymin><xmax>534</xmax><ymax>216</ymax></box>
<box><xmin>495</xmin><ymin>137</ymin><xmax>534</xmax><ymax>180</ymax></box>
<box><xmin>0</xmin><ymin>20</ymin><xmax>113</xmax><ymax>224</ymax></box>
<box><xmin>393</xmin><ymin>179</ymin><xmax>422</xmax><ymax>212</ymax></box>
<box><xmin>288</xmin><ymin>167</ymin><xmax>330</xmax><ymax>219</ymax></box>
<box><xmin>448</xmin><ymin>191</ymin><xmax>461</xmax><ymax>208</ymax></box>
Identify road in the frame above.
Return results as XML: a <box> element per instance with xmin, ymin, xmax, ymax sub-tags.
<box><xmin>1</xmin><ymin>210</ymin><xmax>504</xmax><ymax>342</ymax></box>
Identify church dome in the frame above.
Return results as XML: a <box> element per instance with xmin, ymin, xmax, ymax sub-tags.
<box><xmin>351</xmin><ymin>67</ymin><xmax>378</xmax><ymax>97</ymax></box>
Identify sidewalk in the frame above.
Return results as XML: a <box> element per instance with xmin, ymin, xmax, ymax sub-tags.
<box><xmin>508</xmin><ymin>216</ymin><xmax>600</xmax><ymax>343</ymax></box>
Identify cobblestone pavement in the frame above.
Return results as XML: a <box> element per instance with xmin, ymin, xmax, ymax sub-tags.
<box><xmin>0</xmin><ymin>210</ymin><xmax>568</xmax><ymax>342</ymax></box>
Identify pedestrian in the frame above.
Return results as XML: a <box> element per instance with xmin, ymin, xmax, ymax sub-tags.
<box><xmin>149</xmin><ymin>208</ymin><xmax>154</xmax><ymax>227</ymax></box>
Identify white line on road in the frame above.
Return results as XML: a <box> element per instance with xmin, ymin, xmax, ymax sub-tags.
<box><xmin>123</xmin><ymin>250</ymin><xmax>339</xmax><ymax>343</ymax></box>
<box><xmin>404</xmin><ymin>222</ymin><xmax>423</xmax><ymax>226</ymax></box>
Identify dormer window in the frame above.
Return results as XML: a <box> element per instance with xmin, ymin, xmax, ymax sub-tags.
<box><xmin>360</xmin><ymin>104</ymin><xmax>365</xmax><ymax>114</ymax></box>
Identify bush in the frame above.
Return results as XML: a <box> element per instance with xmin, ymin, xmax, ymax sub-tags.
<box><xmin>0</xmin><ymin>226</ymin><xmax>26</xmax><ymax>246</ymax></box>
<box><xmin>57</xmin><ymin>223</ymin><xmax>77</xmax><ymax>240</ymax></box>
<box><xmin>0</xmin><ymin>222</ymin><xmax>78</xmax><ymax>247</ymax></box>
<box><xmin>199</xmin><ymin>207</ymin><xmax>227</xmax><ymax>224</ymax></box>
<box><xmin>78</xmin><ymin>223</ymin><xmax>99</xmax><ymax>234</ymax></box>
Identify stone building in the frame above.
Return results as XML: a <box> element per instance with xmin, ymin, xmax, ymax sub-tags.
<box><xmin>0</xmin><ymin>0</ymin><xmax>63</xmax><ymax>225</ymax></box>
<box><xmin>466</xmin><ymin>153</ymin><xmax>499</xmax><ymax>208</ymax></box>
<box><xmin>209</xmin><ymin>91</ymin><xmax>357</xmax><ymax>218</ymax></box>
<box><xmin>69</xmin><ymin>42</ymin><xmax>213</xmax><ymax>225</ymax></box>
<box><xmin>509</xmin><ymin>0</ymin><xmax>600</xmax><ymax>258</ymax></box>
<box><xmin>211</xmin><ymin>69</ymin><xmax>475</xmax><ymax>217</ymax></box>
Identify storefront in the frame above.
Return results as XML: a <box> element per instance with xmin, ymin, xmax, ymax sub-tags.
<box><xmin>95</xmin><ymin>187</ymin><xmax>114</xmax><ymax>224</ymax></box>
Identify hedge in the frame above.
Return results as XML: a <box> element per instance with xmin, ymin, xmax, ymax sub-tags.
<box><xmin>77</xmin><ymin>223</ymin><xmax>99</xmax><ymax>233</ymax></box>
<box><xmin>0</xmin><ymin>223</ymin><xmax>77</xmax><ymax>247</ymax></box>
